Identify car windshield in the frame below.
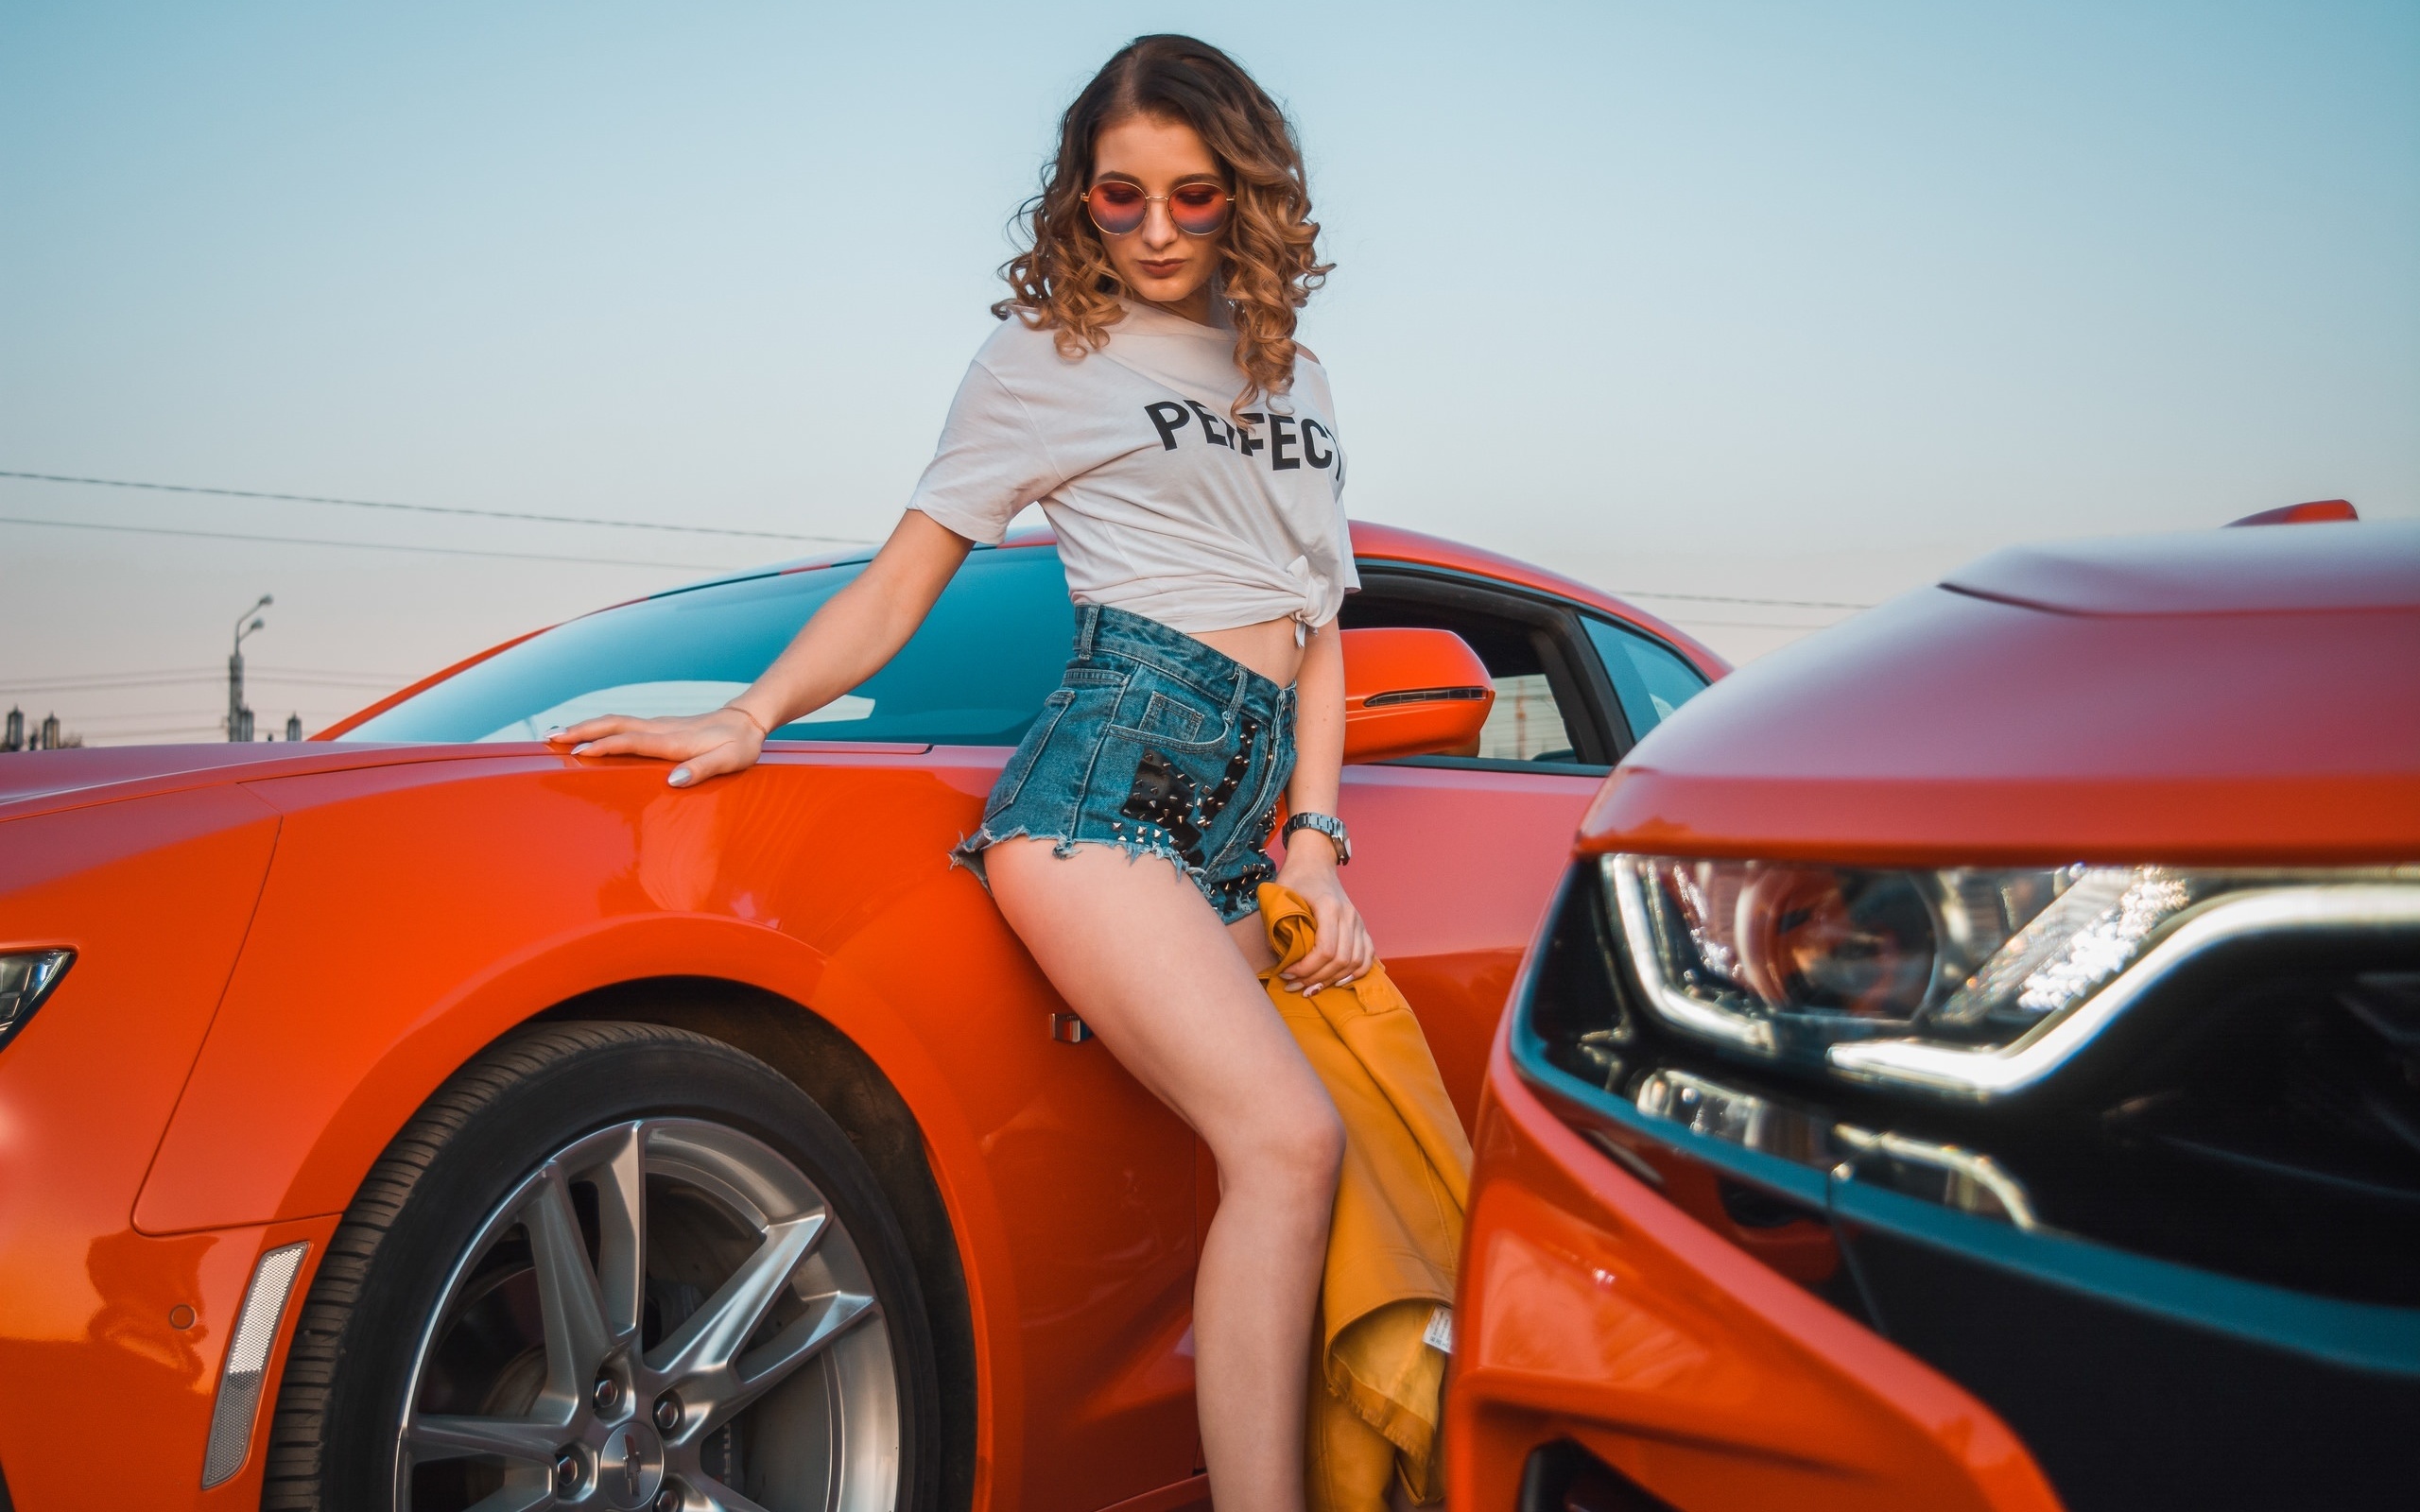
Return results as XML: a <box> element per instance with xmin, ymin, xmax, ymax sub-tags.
<box><xmin>341</xmin><ymin>547</ymin><xmax>1074</xmax><ymax>746</ymax></box>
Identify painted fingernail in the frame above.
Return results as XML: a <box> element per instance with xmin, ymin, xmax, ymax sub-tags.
<box><xmin>544</xmin><ymin>726</ymin><xmax>565</xmax><ymax>739</ymax></box>
<box><xmin>669</xmin><ymin>768</ymin><xmax>692</xmax><ymax>786</ymax></box>
<box><xmin>571</xmin><ymin>742</ymin><xmax>593</xmax><ymax>755</ymax></box>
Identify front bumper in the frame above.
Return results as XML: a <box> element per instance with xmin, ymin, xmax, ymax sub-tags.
<box><xmin>1454</xmin><ymin>1027</ymin><xmax>2060</xmax><ymax>1512</ymax></box>
<box><xmin>0</xmin><ymin>786</ymin><xmax>324</xmax><ymax>1506</ymax></box>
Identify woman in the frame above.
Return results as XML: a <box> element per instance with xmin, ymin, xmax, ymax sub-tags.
<box><xmin>552</xmin><ymin>35</ymin><xmax>1366</xmax><ymax>1508</ymax></box>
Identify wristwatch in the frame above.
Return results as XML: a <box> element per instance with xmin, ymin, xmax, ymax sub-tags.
<box><xmin>1283</xmin><ymin>811</ymin><xmax>1352</xmax><ymax>866</ymax></box>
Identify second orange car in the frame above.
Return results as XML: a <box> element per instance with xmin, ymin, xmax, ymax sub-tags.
<box><xmin>1454</xmin><ymin>516</ymin><xmax>2420</xmax><ymax>1511</ymax></box>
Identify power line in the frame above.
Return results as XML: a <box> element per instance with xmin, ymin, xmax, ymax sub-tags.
<box><xmin>0</xmin><ymin>666</ymin><xmax>225</xmax><ymax>685</ymax></box>
<box><xmin>17</xmin><ymin>662</ymin><xmax>412</xmax><ymax>679</ymax></box>
<box><xmin>0</xmin><ymin>514</ymin><xmax>748</xmax><ymax>571</ymax></box>
<box><xmin>1665</xmin><ymin>618</ymin><xmax>1842</xmax><ymax>630</ymax></box>
<box><xmin>2</xmin><ymin>471</ymin><xmax>1882</xmax><ymax>611</ymax></box>
<box><xmin>25</xmin><ymin>707</ymin><xmax>351</xmax><ymax>727</ymax></box>
<box><xmin>215</xmin><ymin>672</ymin><xmax>400</xmax><ymax>688</ymax></box>
<box><xmin>2</xmin><ymin>666</ymin><xmax>406</xmax><ymax>694</ymax></box>
<box><xmin>3</xmin><ymin>675</ymin><xmax>245</xmax><ymax>695</ymax></box>
<box><xmin>2</xmin><ymin>676</ymin><xmax>398</xmax><ymax>696</ymax></box>
<box><xmin>254</xmin><ymin>662</ymin><xmax>418</xmax><ymax>678</ymax></box>
<box><xmin>70</xmin><ymin>727</ymin><xmax>235</xmax><ymax>742</ymax></box>
<box><xmin>0</xmin><ymin>470</ymin><xmax>872</xmax><ymax>545</ymax></box>
<box><xmin>1613</xmin><ymin>588</ymin><xmax>1873</xmax><ymax>610</ymax></box>
<box><xmin>48</xmin><ymin>710</ymin><xmax>233</xmax><ymax>725</ymax></box>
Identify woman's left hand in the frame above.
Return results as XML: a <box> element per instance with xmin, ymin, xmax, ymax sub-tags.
<box><xmin>1277</xmin><ymin>840</ymin><xmax>1375</xmax><ymax>994</ymax></box>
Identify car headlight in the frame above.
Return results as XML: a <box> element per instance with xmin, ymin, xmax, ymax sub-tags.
<box><xmin>1605</xmin><ymin>855</ymin><xmax>2420</xmax><ymax>1097</ymax></box>
<box><xmin>0</xmin><ymin>949</ymin><xmax>75</xmax><ymax>1052</ymax></box>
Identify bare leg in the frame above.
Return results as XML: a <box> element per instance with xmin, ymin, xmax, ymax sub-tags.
<box><xmin>986</xmin><ymin>838</ymin><xmax>1341</xmax><ymax>1512</ymax></box>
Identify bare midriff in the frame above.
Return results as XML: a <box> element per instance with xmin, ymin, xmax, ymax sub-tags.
<box><xmin>1192</xmin><ymin>614</ymin><xmax>1306</xmax><ymax>688</ymax></box>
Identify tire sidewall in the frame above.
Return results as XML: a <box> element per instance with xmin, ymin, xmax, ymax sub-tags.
<box><xmin>313</xmin><ymin>1025</ymin><xmax>941</xmax><ymax>1509</ymax></box>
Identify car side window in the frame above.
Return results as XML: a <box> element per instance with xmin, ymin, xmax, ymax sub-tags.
<box><xmin>1478</xmin><ymin>673</ymin><xmax>1578</xmax><ymax>763</ymax></box>
<box><xmin>342</xmin><ymin>548</ymin><xmax>1074</xmax><ymax>746</ymax></box>
<box><xmin>1583</xmin><ymin>616</ymin><xmax>1710</xmax><ymax>743</ymax></box>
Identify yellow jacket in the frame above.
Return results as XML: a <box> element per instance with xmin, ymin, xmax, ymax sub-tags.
<box><xmin>1258</xmin><ymin>885</ymin><xmax>1472</xmax><ymax>1511</ymax></box>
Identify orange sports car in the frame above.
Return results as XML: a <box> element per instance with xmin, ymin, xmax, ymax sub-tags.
<box><xmin>1452</xmin><ymin>511</ymin><xmax>2420</xmax><ymax>1512</ymax></box>
<box><xmin>0</xmin><ymin>524</ymin><xmax>1720</xmax><ymax>1512</ymax></box>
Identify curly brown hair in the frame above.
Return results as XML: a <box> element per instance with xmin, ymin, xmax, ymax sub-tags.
<box><xmin>994</xmin><ymin>35</ymin><xmax>1332</xmax><ymax>417</ymax></box>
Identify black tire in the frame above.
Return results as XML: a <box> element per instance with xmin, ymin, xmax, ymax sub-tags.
<box><xmin>262</xmin><ymin>1021</ymin><xmax>942</xmax><ymax>1510</ymax></box>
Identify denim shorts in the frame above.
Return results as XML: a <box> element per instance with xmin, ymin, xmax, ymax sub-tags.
<box><xmin>954</xmin><ymin>603</ymin><xmax>1298</xmax><ymax>923</ymax></box>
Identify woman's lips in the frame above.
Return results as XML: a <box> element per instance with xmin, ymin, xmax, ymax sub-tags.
<box><xmin>1136</xmin><ymin>259</ymin><xmax>1186</xmax><ymax>277</ymax></box>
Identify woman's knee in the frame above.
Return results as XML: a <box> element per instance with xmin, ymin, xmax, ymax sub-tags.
<box><xmin>1224</xmin><ymin>1091</ymin><xmax>1343</xmax><ymax>1199</ymax></box>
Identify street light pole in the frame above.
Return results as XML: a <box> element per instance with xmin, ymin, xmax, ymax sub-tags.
<box><xmin>229</xmin><ymin>594</ymin><xmax>272</xmax><ymax>743</ymax></box>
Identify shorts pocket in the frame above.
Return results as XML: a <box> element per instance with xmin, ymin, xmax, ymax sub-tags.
<box><xmin>984</xmin><ymin>687</ymin><xmax>1076</xmax><ymax>820</ymax></box>
<box><xmin>1134</xmin><ymin>690</ymin><xmax>1207</xmax><ymax>743</ymax></box>
<box><xmin>1108</xmin><ymin>688</ymin><xmax>1231</xmax><ymax>753</ymax></box>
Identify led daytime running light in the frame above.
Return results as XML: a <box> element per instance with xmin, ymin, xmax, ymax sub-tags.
<box><xmin>1829</xmin><ymin>885</ymin><xmax>2420</xmax><ymax>1098</ymax></box>
<box><xmin>1604</xmin><ymin>855</ymin><xmax>2420</xmax><ymax>1096</ymax></box>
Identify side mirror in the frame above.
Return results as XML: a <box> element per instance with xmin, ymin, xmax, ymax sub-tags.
<box><xmin>1340</xmin><ymin>627</ymin><xmax>1494</xmax><ymax>765</ymax></box>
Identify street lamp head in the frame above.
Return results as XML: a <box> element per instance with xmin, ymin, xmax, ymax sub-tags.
<box><xmin>234</xmin><ymin>594</ymin><xmax>274</xmax><ymax>641</ymax></box>
<box><xmin>259</xmin><ymin>593</ymin><xmax>274</xmax><ymax>608</ymax></box>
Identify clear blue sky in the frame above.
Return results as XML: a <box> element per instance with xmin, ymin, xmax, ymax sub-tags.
<box><xmin>3</xmin><ymin>2</ymin><xmax>2414</xmax><ymax>740</ymax></box>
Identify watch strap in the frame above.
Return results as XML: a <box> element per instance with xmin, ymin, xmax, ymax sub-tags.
<box><xmin>1283</xmin><ymin>811</ymin><xmax>1352</xmax><ymax>865</ymax></box>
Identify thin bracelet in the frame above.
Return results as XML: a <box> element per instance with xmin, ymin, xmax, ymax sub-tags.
<box><xmin>722</xmin><ymin>703</ymin><xmax>771</xmax><ymax>737</ymax></box>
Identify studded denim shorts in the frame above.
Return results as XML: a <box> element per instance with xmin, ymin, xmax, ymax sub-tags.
<box><xmin>953</xmin><ymin>603</ymin><xmax>1298</xmax><ymax>923</ymax></box>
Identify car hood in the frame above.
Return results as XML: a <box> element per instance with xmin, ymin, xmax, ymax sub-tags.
<box><xmin>0</xmin><ymin>741</ymin><xmax>506</xmax><ymax>821</ymax></box>
<box><xmin>1580</xmin><ymin>520</ymin><xmax>2420</xmax><ymax>867</ymax></box>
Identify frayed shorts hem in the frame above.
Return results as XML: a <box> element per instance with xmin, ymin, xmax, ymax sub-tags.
<box><xmin>951</xmin><ymin>827</ymin><xmax>1267</xmax><ymax>925</ymax></box>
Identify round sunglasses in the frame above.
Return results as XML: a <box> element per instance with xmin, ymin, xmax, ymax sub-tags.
<box><xmin>1080</xmin><ymin>179</ymin><xmax>1234</xmax><ymax>238</ymax></box>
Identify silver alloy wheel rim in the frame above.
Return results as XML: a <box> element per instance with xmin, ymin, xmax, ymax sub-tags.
<box><xmin>392</xmin><ymin>1118</ymin><xmax>898</xmax><ymax>1512</ymax></box>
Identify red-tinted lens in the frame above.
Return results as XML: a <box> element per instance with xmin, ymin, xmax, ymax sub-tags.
<box><xmin>1085</xmin><ymin>182</ymin><xmax>1148</xmax><ymax>235</ymax></box>
<box><xmin>1169</xmin><ymin>183</ymin><xmax>1232</xmax><ymax>235</ymax></box>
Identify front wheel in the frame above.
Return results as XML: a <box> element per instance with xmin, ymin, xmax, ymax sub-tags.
<box><xmin>264</xmin><ymin>1021</ymin><xmax>941</xmax><ymax>1512</ymax></box>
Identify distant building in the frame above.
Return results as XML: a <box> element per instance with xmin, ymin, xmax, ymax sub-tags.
<box><xmin>285</xmin><ymin>713</ymin><xmax>303</xmax><ymax>742</ymax></box>
<box><xmin>3</xmin><ymin>707</ymin><xmax>21</xmax><ymax>752</ymax></box>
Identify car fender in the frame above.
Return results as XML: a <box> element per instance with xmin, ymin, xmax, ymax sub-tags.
<box><xmin>129</xmin><ymin>756</ymin><xmax>1038</xmax><ymax>1491</ymax></box>
<box><xmin>132</xmin><ymin>907</ymin><xmax>1001</xmax><ymax>1237</ymax></box>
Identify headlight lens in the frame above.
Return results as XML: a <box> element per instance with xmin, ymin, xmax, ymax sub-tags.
<box><xmin>1605</xmin><ymin>855</ymin><xmax>2419</xmax><ymax>1081</ymax></box>
<box><xmin>0</xmin><ymin>949</ymin><xmax>75</xmax><ymax>1051</ymax></box>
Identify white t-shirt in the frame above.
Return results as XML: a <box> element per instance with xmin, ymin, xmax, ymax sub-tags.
<box><xmin>908</xmin><ymin>300</ymin><xmax>1357</xmax><ymax>634</ymax></box>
